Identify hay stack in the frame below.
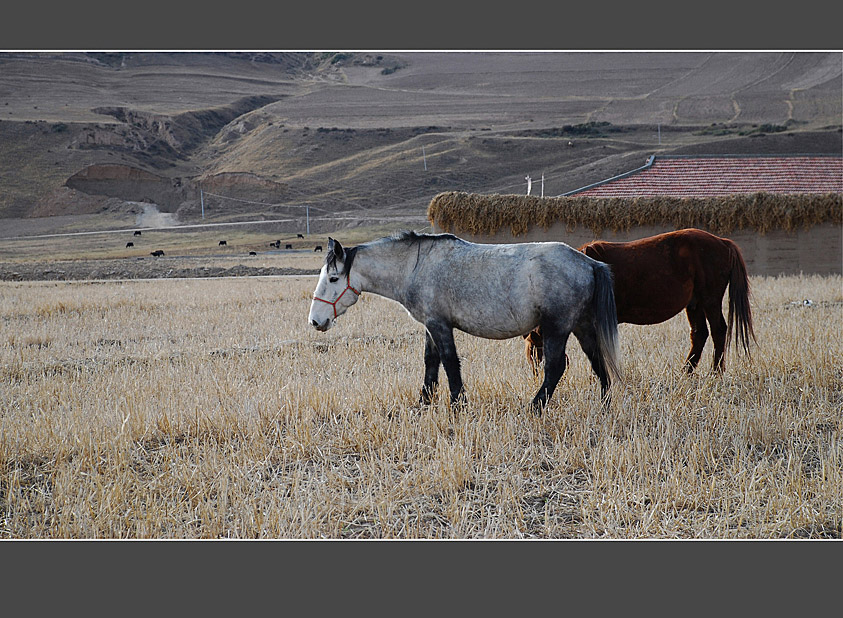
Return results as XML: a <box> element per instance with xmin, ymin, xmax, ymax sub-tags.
<box><xmin>427</xmin><ymin>191</ymin><xmax>842</xmax><ymax>237</ymax></box>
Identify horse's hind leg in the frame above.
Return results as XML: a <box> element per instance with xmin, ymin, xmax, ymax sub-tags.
<box><xmin>684</xmin><ymin>302</ymin><xmax>709</xmax><ymax>373</ymax></box>
<box><xmin>573</xmin><ymin>322</ymin><xmax>611</xmax><ymax>404</ymax></box>
<box><xmin>420</xmin><ymin>330</ymin><xmax>442</xmax><ymax>405</ymax></box>
<box><xmin>529</xmin><ymin>326</ymin><xmax>570</xmax><ymax>415</ymax></box>
<box><xmin>424</xmin><ymin>320</ymin><xmax>464</xmax><ymax>405</ymax></box>
<box><xmin>704</xmin><ymin>301</ymin><xmax>728</xmax><ymax>373</ymax></box>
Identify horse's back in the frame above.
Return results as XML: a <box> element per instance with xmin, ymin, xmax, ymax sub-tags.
<box><xmin>581</xmin><ymin>228</ymin><xmax>726</xmax><ymax>259</ymax></box>
<box><xmin>449</xmin><ymin>239</ymin><xmax>590</xmax><ymax>281</ymax></box>
<box><xmin>420</xmin><ymin>238</ymin><xmax>596</xmax><ymax>338</ymax></box>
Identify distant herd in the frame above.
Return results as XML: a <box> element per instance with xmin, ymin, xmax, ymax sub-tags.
<box><xmin>121</xmin><ymin>232</ymin><xmax>319</xmax><ymax>257</ymax></box>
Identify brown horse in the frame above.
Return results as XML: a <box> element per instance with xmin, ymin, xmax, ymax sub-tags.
<box><xmin>524</xmin><ymin>228</ymin><xmax>755</xmax><ymax>374</ymax></box>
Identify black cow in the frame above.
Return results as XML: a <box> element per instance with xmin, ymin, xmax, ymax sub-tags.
<box><xmin>249</xmin><ymin>251</ymin><xmax>257</xmax><ymax>256</ymax></box>
<box><xmin>150</xmin><ymin>250</ymin><xmax>165</xmax><ymax>257</ymax></box>
<box><xmin>219</xmin><ymin>240</ymin><xmax>227</xmax><ymax>246</ymax></box>
<box><xmin>134</xmin><ymin>231</ymin><xmax>142</xmax><ymax>236</ymax></box>
<box><xmin>314</xmin><ymin>245</ymin><xmax>323</xmax><ymax>252</ymax></box>
<box><xmin>126</xmin><ymin>242</ymin><xmax>134</xmax><ymax>248</ymax></box>
<box><xmin>285</xmin><ymin>244</ymin><xmax>293</xmax><ymax>250</ymax></box>
<box><xmin>270</xmin><ymin>240</ymin><xmax>280</xmax><ymax>249</ymax></box>
<box><xmin>297</xmin><ymin>234</ymin><xmax>304</xmax><ymax>239</ymax></box>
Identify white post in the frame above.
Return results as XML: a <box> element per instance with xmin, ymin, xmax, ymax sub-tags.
<box><xmin>306</xmin><ymin>205</ymin><xmax>310</xmax><ymax>235</ymax></box>
<box><xmin>541</xmin><ymin>174</ymin><xmax>544</xmax><ymax>197</ymax></box>
<box><xmin>526</xmin><ymin>175</ymin><xmax>532</xmax><ymax>196</ymax></box>
<box><xmin>422</xmin><ymin>145</ymin><xmax>427</xmax><ymax>171</ymax></box>
<box><xmin>200</xmin><ymin>189</ymin><xmax>205</xmax><ymax>219</ymax></box>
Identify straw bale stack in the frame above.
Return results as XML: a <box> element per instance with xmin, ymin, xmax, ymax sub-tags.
<box><xmin>427</xmin><ymin>191</ymin><xmax>842</xmax><ymax>237</ymax></box>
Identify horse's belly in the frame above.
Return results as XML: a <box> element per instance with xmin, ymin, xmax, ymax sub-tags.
<box><xmin>452</xmin><ymin>312</ymin><xmax>536</xmax><ymax>339</ymax></box>
<box><xmin>458</xmin><ymin>325</ymin><xmax>528</xmax><ymax>339</ymax></box>
<box><xmin>617</xmin><ymin>278</ymin><xmax>693</xmax><ymax>325</ymax></box>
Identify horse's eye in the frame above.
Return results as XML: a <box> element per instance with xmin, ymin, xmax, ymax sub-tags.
<box><xmin>329</xmin><ymin>276</ymin><xmax>339</xmax><ymax>283</ymax></box>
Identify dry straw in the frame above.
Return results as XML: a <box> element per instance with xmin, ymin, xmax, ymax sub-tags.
<box><xmin>1</xmin><ymin>274</ymin><xmax>841</xmax><ymax>539</ymax></box>
<box><xmin>427</xmin><ymin>191</ymin><xmax>843</xmax><ymax>237</ymax></box>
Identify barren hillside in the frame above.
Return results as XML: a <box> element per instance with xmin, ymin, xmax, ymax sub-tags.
<box><xmin>0</xmin><ymin>51</ymin><xmax>840</xmax><ymax>233</ymax></box>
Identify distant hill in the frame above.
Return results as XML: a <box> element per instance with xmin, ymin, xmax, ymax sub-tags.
<box><xmin>0</xmin><ymin>51</ymin><xmax>840</xmax><ymax>225</ymax></box>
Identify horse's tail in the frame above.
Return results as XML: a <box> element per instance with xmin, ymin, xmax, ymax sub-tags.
<box><xmin>725</xmin><ymin>240</ymin><xmax>756</xmax><ymax>356</ymax></box>
<box><xmin>592</xmin><ymin>262</ymin><xmax>622</xmax><ymax>385</ymax></box>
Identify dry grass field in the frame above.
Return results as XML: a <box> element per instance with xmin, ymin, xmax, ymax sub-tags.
<box><xmin>1</xmin><ymin>272</ymin><xmax>840</xmax><ymax>539</ymax></box>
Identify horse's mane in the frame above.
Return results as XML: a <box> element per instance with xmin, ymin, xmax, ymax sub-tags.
<box><xmin>328</xmin><ymin>230</ymin><xmax>462</xmax><ymax>273</ymax></box>
<box><xmin>384</xmin><ymin>230</ymin><xmax>461</xmax><ymax>245</ymax></box>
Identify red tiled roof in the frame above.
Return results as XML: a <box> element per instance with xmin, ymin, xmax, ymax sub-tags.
<box><xmin>568</xmin><ymin>155</ymin><xmax>843</xmax><ymax>197</ymax></box>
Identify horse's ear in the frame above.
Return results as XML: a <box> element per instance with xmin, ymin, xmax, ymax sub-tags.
<box><xmin>329</xmin><ymin>237</ymin><xmax>345</xmax><ymax>261</ymax></box>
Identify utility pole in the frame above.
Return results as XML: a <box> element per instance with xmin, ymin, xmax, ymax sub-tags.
<box><xmin>306</xmin><ymin>205</ymin><xmax>310</xmax><ymax>235</ymax></box>
<box><xmin>541</xmin><ymin>174</ymin><xmax>545</xmax><ymax>198</ymax></box>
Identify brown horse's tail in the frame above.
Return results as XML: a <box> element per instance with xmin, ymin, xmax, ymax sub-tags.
<box><xmin>726</xmin><ymin>240</ymin><xmax>756</xmax><ymax>356</ymax></box>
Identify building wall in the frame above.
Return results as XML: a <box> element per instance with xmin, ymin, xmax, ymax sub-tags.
<box><xmin>430</xmin><ymin>222</ymin><xmax>842</xmax><ymax>277</ymax></box>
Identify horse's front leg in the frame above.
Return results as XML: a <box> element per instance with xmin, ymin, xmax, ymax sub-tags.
<box><xmin>420</xmin><ymin>330</ymin><xmax>441</xmax><ymax>405</ymax></box>
<box><xmin>424</xmin><ymin>320</ymin><xmax>464</xmax><ymax>405</ymax></box>
<box><xmin>523</xmin><ymin>328</ymin><xmax>544</xmax><ymax>376</ymax></box>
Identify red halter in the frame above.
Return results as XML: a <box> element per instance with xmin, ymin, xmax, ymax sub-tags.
<box><xmin>312</xmin><ymin>273</ymin><xmax>361</xmax><ymax>318</ymax></box>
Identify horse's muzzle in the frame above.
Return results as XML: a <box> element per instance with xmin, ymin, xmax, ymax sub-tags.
<box><xmin>310</xmin><ymin>318</ymin><xmax>332</xmax><ymax>332</ymax></box>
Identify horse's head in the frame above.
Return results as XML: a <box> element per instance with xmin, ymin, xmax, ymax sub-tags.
<box><xmin>308</xmin><ymin>237</ymin><xmax>360</xmax><ymax>331</ymax></box>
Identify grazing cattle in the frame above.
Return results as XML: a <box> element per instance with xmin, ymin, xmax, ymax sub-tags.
<box><xmin>270</xmin><ymin>240</ymin><xmax>281</xmax><ymax>249</ymax></box>
<box><xmin>134</xmin><ymin>231</ymin><xmax>142</xmax><ymax>236</ymax></box>
<box><xmin>126</xmin><ymin>242</ymin><xmax>134</xmax><ymax>248</ymax></box>
<box><xmin>524</xmin><ymin>228</ymin><xmax>755</xmax><ymax>375</ymax></box>
<box><xmin>285</xmin><ymin>244</ymin><xmax>293</xmax><ymax>250</ymax></box>
<box><xmin>309</xmin><ymin>232</ymin><xmax>620</xmax><ymax>414</ymax></box>
<box><xmin>219</xmin><ymin>240</ymin><xmax>227</xmax><ymax>246</ymax></box>
<box><xmin>150</xmin><ymin>250</ymin><xmax>165</xmax><ymax>257</ymax></box>
<box><xmin>297</xmin><ymin>234</ymin><xmax>304</xmax><ymax>239</ymax></box>
<box><xmin>314</xmin><ymin>245</ymin><xmax>323</xmax><ymax>252</ymax></box>
<box><xmin>249</xmin><ymin>251</ymin><xmax>257</xmax><ymax>256</ymax></box>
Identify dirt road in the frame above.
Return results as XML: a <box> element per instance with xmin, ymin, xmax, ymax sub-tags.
<box><xmin>135</xmin><ymin>203</ymin><xmax>178</xmax><ymax>228</ymax></box>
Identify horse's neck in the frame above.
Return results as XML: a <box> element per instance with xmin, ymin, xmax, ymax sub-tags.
<box><xmin>353</xmin><ymin>242</ymin><xmax>418</xmax><ymax>303</ymax></box>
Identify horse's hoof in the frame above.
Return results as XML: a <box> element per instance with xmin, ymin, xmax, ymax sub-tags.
<box><xmin>449</xmin><ymin>397</ymin><xmax>467</xmax><ymax>410</ymax></box>
<box><xmin>419</xmin><ymin>388</ymin><xmax>436</xmax><ymax>406</ymax></box>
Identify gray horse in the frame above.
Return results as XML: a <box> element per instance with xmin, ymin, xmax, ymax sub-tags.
<box><xmin>308</xmin><ymin>231</ymin><xmax>621</xmax><ymax>413</ymax></box>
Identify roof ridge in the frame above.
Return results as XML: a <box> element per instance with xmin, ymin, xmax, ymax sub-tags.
<box><xmin>655</xmin><ymin>153</ymin><xmax>842</xmax><ymax>159</ymax></box>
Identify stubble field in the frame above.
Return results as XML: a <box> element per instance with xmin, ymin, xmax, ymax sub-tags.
<box><xmin>0</xmin><ymin>273</ymin><xmax>840</xmax><ymax>538</ymax></box>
